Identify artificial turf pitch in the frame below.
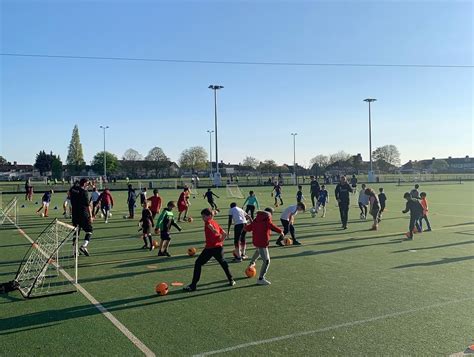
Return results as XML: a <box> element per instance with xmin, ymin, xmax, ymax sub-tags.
<box><xmin>1</xmin><ymin>182</ymin><xmax>473</xmax><ymax>356</ymax></box>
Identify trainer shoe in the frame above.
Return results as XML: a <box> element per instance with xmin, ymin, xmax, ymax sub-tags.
<box><xmin>241</xmin><ymin>254</ymin><xmax>248</xmax><ymax>260</ymax></box>
<box><xmin>229</xmin><ymin>279</ymin><xmax>236</xmax><ymax>287</ymax></box>
<box><xmin>276</xmin><ymin>237</ymin><xmax>284</xmax><ymax>246</ymax></box>
<box><xmin>292</xmin><ymin>240</ymin><xmax>302</xmax><ymax>246</ymax></box>
<box><xmin>79</xmin><ymin>246</ymin><xmax>90</xmax><ymax>256</ymax></box>
<box><xmin>157</xmin><ymin>251</ymin><xmax>164</xmax><ymax>256</ymax></box>
<box><xmin>232</xmin><ymin>257</ymin><xmax>242</xmax><ymax>263</ymax></box>
<box><xmin>141</xmin><ymin>244</ymin><xmax>148</xmax><ymax>249</ymax></box>
<box><xmin>183</xmin><ymin>285</ymin><xmax>196</xmax><ymax>292</ymax></box>
<box><xmin>257</xmin><ymin>278</ymin><xmax>271</xmax><ymax>285</ymax></box>
<box><xmin>164</xmin><ymin>251</ymin><xmax>171</xmax><ymax>257</ymax></box>
<box><xmin>425</xmin><ymin>228</ymin><xmax>432</xmax><ymax>232</ymax></box>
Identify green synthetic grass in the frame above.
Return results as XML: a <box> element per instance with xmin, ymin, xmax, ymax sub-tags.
<box><xmin>1</xmin><ymin>183</ymin><xmax>473</xmax><ymax>356</ymax></box>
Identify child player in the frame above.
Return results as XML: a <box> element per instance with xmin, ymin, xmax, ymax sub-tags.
<box><xmin>377</xmin><ymin>188</ymin><xmax>387</xmax><ymax>222</ymax></box>
<box><xmin>139</xmin><ymin>188</ymin><xmax>147</xmax><ymax>206</ymax></box>
<box><xmin>139</xmin><ymin>202</ymin><xmax>154</xmax><ymax>250</ymax></box>
<box><xmin>90</xmin><ymin>186</ymin><xmax>101</xmax><ymax>218</ymax></box>
<box><xmin>365</xmin><ymin>188</ymin><xmax>380</xmax><ymax>230</ymax></box>
<box><xmin>203</xmin><ymin>188</ymin><xmax>220</xmax><ymax>212</ymax></box>
<box><xmin>98</xmin><ymin>188</ymin><xmax>114</xmax><ymax>223</ymax></box>
<box><xmin>317</xmin><ymin>184</ymin><xmax>329</xmax><ymax>217</ymax></box>
<box><xmin>358</xmin><ymin>183</ymin><xmax>369</xmax><ymax>220</ymax></box>
<box><xmin>183</xmin><ymin>208</ymin><xmax>235</xmax><ymax>292</ymax></box>
<box><xmin>419</xmin><ymin>192</ymin><xmax>432</xmax><ymax>232</ymax></box>
<box><xmin>296</xmin><ymin>185</ymin><xmax>305</xmax><ymax>203</ymax></box>
<box><xmin>402</xmin><ymin>192</ymin><xmax>423</xmax><ymax>240</ymax></box>
<box><xmin>177</xmin><ymin>187</ymin><xmax>190</xmax><ymax>222</ymax></box>
<box><xmin>243</xmin><ymin>191</ymin><xmax>259</xmax><ymax>219</ymax></box>
<box><xmin>271</xmin><ymin>181</ymin><xmax>284</xmax><ymax>207</ymax></box>
<box><xmin>36</xmin><ymin>190</ymin><xmax>53</xmax><ymax>217</ymax></box>
<box><xmin>277</xmin><ymin>202</ymin><xmax>306</xmax><ymax>246</ymax></box>
<box><xmin>245</xmin><ymin>207</ymin><xmax>284</xmax><ymax>285</ymax></box>
<box><xmin>63</xmin><ymin>189</ymin><xmax>72</xmax><ymax>217</ymax></box>
<box><xmin>227</xmin><ymin>202</ymin><xmax>249</xmax><ymax>262</ymax></box>
<box><xmin>147</xmin><ymin>189</ymin><xmax>162</xmax><ymax>220</ymax></box>
<box><xmin>155</xmin><ymin>201</ymin><xmax>182</xmax><ymax>256</ymax></box>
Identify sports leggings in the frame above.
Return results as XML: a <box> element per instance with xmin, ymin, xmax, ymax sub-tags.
<box><xmin>250</xmin><ymin>247</ymin><xmax>270</xmax><ymax>280</ymax></box>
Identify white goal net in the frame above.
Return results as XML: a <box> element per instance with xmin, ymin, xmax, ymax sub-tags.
<box><xmin>226</xmin><ymin>184</ymin><xmax>244</xmax><ymax>199</ymax></box>
<box><xmin>0</xmin><ymin>197</ymin><xmax>18</xmax><ymax>226</ymax></box>
<box><xmin>15</xmin><ymin>219</ymin><xmax>78</xmax><ymax>298</ymax></box>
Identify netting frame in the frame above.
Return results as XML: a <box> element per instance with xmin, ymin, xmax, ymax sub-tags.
<box><xmin>226</xmin><ymin>184</ymin><xmax>244</xmax><ymax>199</ymax></box>
<box><xmin>0</xmin><ymin>196</ymin><xmax>18</xmax><ymax>226</ymax></box>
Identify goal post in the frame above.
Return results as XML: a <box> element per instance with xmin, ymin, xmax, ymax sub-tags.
<box><xmin>226</xmin><ymin>184</ymin><xmax>244</xmax><ymax>199</ymax></box>
<box><xmin>14</xmin><ymin>219</ymin><xmax>78</xmax><ymax>298</ymax></box>
<box><xmin>0</xmin><ymin>197</ymin><xmax>18</xmax><ymax>226</ymax></box>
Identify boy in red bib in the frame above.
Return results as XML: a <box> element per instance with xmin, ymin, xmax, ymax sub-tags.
<box><xmin>184</xmin><ymin>208</ymin><xmax>235</xmax><ymax>292</ymax></box>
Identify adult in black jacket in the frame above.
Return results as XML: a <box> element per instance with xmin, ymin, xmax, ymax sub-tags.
<box><xmin>309</xmin><ymin>176</ymin><xmax>321</xmax><ymax>208</ymax></box>
<box><xmin>335</xmin><ymin>176</ymin><xmax>353</xmax><ymax>229</ymax></box>
<box><xmin>70</xmin><ymin>178</ymin><xmax>93</xmax><ymax>256</ymax></box>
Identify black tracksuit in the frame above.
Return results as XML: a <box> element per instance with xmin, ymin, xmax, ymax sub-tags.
<box><xmin>335</xmin><ymin>183</ymin><xmax>353</xmax><ymax>228</ymax></box>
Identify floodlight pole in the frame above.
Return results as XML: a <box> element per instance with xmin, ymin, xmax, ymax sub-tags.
<box><xmin>291</xmin><ymin>133</ymin><xmax>298</xmax><ymax>184</ymax></box>
<box><xmin>208</xmin><ymin>85</ymin><xmax>223</xmax><ymax>179</ymax></box>
<box><xmin>363</xmin><ymin>98</ymin><xmax>376</xmax><ymax>182</ymax></box>
<box><xmin>99</xmin><ymin>125</ymin><xmax>109</xmax><ymax>181</ymax></box>
<box><xmin>206</xmin><ymin>130</ymin><xmax>214</xmax><ymax>176</ymax></box>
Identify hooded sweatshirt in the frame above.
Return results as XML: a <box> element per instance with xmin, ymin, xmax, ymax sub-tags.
<box><xmin>244</xmin><ymin>211</ymin><xmax>283</xmax><ymax>248</ymax></box>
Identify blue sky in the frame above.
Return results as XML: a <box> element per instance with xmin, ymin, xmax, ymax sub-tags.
<box><xmin>1</xmin><ymin>0</ymin><xmax>472</xmax><ymax>167</ymax></box>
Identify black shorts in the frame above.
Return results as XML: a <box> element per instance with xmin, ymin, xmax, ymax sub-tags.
<box><xmin>142</xmin><ymin>224</ymin><xmax>152</xmax><ymax>235</ymax></box>
<box><xmin>92</xmin><ymin>201</ymin><xmax>100</xmax><ymax>208</ymax></box>
<box><xmin>160</xmin><ymin>231</ymin><xmax>171</xmax><ymax>241</ymax></box>
<box><xmin>351</xmin><ymin>184</ymin><xmax>357</xmax><ymax>188</ymax></box>
<box><xmin>73</xmin><ymin>216</ymin><xmax>93</xmax><ymax>233</ymax></box>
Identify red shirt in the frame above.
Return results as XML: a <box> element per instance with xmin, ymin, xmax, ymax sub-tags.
<box><xmin>178</xmin><ymin>192</ymin><xmax>188</xmax><ymax>205</ymax></box>
<box><xmin>147</xmin><ymin>196</ymin><xmax>162</xmax><ymax>213</ymax></box>
<box><xmin>98</xmin><ymin>191</ymin><xmax>114</xmax><ymax>206</ymax></box>
<box><xmin>204</xmin><ymin>219</ymin><xmax>224</xmax><ymax>248</ymax></box>
<box><xmin>244</xmin><ymin>211</ymin><xmax>283</xmax><ymax>248</ymax></box>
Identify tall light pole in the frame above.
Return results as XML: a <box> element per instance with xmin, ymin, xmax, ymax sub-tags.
<box><xmin>363</xmin><ymin>98</ymin><xmax>376</xmax><ymax>182</ymax></box>
<box><xmin>291</xmin><ymin>133</ymin><xmax>298</xmax><ymax>184</ymax></box>
<box><xmin>206</xmin><ymin>129</ymin><xmax>214</xmax><ymax>177</ymax></box>
<box><xmin>208</xmin><ymin>85</ymin><xmax>224</xmax><ymax>181</ymax></box>
<box><xmin>99</xmin><ymin>125</ymin><xmax>109</xmax><ymax>181</ymax></box>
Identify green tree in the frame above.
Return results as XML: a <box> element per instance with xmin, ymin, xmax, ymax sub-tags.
<box><xmin>242</xmin><ymin>156</ymin><xmax>260</xmax><ymax>169</ymax></box>
<box><xmin>145</xmin><ymin>147</ymin><xmax>169</xmax><ymax>177</ymax></box>
<box><xmin>34</xmin><ymin>151</ymin><xmax>62</xmax><ymax>177</ymax></box>
<box><xmin>328</xmin><ymin>151</ymin><xmax>351</xmax><ymax>164</ymax></box>
<box><xmin>179</xmin><ymin>146</ymin><xmax>208</xmax><ymax>172</ymax></box>
<box><xmin>91</xmin><ymin>151</ymin><xmax>119</xmax><ymax>175</ymax></box>
<box><xmin>258</xmin><ymin>160</ymin><xmax>278</xmax><ymax>173</ymax></box>
<box><xmin>372</xmin><ymin>145</ymin><xmax>401</xmax><ymax>166</ymax></box>
<box><xmin>123</xmin><ymin>148</ymin><xmax>143</xmax><ymax>161</ymax></box>
<box><xmin>51</xmin><ymin>155</ymin><xmax>63</xmax><ymax>179</ymax></box>
<box><xmin>0</xmin><ymin>155</ymin><xmax>8</xmax><ymax>165</ymax></box>
<box><xmin>66</xmin><ymin>125</ymin><xmax>85</xmax><ymax>173</ymax></box>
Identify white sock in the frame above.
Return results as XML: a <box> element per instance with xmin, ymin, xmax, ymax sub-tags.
<box><xmin>83</xmin><ymin>240</ymin><xmax>89</xmax><ymax>247</ymax></box>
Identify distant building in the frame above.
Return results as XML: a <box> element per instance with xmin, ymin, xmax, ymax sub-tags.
<box><xmin>400</xmin><ymin>156</ymin><xmax>473</xmax><ymax>173</ymax></box>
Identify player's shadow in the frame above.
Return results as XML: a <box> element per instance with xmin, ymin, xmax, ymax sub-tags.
<box><xmin>392</xmin><ymin>240</ymin><xmax>474</xmax><ymax>253</ymax></box>
<box><xmin>392</xmin><ymin>256</ymin><xmax>474</xmax><ymax>269</ymax></box>
<box><xmin>442</xmin><ymin>222</ymin><xmax>474</xmax><ymax>228</ymax></box>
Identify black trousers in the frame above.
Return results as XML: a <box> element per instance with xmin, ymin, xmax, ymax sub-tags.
<box><xmin>208</xmin><ymin>200</ymin><xmax>218</xmax><ymax>210</ymax></box>
<box><xmin>245</xmin><ymin>205</ymin><xmax>256</xmax><ymax>219</ymax></box>
<box><xmin>311</xmin><ymin>193</ymin><xmax>318</xmax><ymax>207</ymax></box>
<box><xmin>280</xmin><ymin>219</ymin><xmax>295</xmax><ymax>240</ymax></box>
<box><xmin>190</xmin><ymin>247</ymin><xmax>233</xmax><ymax>288</ymax></box>
<box><xmin>339</xmin><ymin>202</ymin><xmax>349</xmax><ymax>227</ymax></box>
<box><xmin>128</xmin><ymin>201</ymin><xmax>135</xmax><ymax>218</ymax></box>
<box><xmin>234</xmin><ymin>223</ymin><xmax>247</xmax><ymax>246</ymax></box>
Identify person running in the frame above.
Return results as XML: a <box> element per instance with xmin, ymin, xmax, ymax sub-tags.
<box><xmin>335</xmin><ymin>176</ymin><xmax>353</xmax><ymax>229</ymax></box>
<box><xmin>296</xmin><ymin>185</ymin><xmax>305</xmax><ymax>203</ymax></box>
<box><xmin>418</xmin><ymin>192</ymin><xmax>432</xmax><ymax>232</ymax></box>
<box><xmin>358</xmin><ymin>183</ymin><xmax>369</xmax><ymax>220</ymax></box>
<box><xmin>177</xmin><ymin>187</ymin><xmax>190</xmax><ymax>222</ymax></box>
<box><xmin>127</xmin><ymin>184</ymin><xmax>137</xmax><ymax>219</ymax></box>
<box><xmin>155</xmin><ymin>201</ymin><xmax>182</xmax><ymax>257</ymax></box>
<box><xmin>183</xmin><ymin>208</ymin><xmax>235</xmax><ymax>292</ymax></box>
<box><xmin>277</xmin><ymin>202</ymin><xmax>306</xmax><ymax>246</ymax></box>
<box><xmin>139</xmin><ymin>202</ymin><xmax>154</xmax><ymax>250</ymax></box>
<box><xmin>317</xmin><ymin>184</ymin><xmax>329</xmax><ymax>217</ymax></box>
<box><xmin>203</xmin><ymin>188</ymin><xmax>220</xmax><ymax>211</ymax></box>
<box><xmin>243</xmin><ymin>191</ymin><xmax>259</xmax><ymax>219</ymax></box>
<box><xmin>245</xmin><ymin>207</ymin><xmax>284</xmax><ymax>286</ymax></box>
<box><xmin>97</xmin><ymin>188</ymin><xmax>114</xmax><ymax>223</ymax></box>
<box><xmin>271</xmin><ymin>182</ymin><xmax>284</xmax><ymax>207</ymax></box>
<box><xmin>350</xmin><ymin>174</ymin><xmax>358</xmax><ymax>194</ymax></box>
<box><xmin>227</xmin><ymin>202</ymin><xmax>249</xmax><ymax>262</ymax></box>
<box><xmin>147</xmin><ymin>189</ymin><xmax>162</xmax><ymax>220</ymax></box>
<box><xmin>69</xmin><ymin>178</ymin><xmax>94</xmax><ymax>256</ymax></box>
<box><xmin>402</xmin><ymin>192</ymin><xmax>423</xmax><ymax>240</ymax></box>
<box><xmin>63</xmin><ymin>188</ymin><xmax>73</xmax><ymax>217</ymax></box>
<box><xmin>365</xmin><ymin>188</ymin><xmax>380</xmax><ymax>230</ymax></box>
<box><xmin>309</xmin><ymin>175</ymin><xmax>321</xmax><ymax>208</ymax></box>
<box><xmin>36</xmin><ymin>190</ymin><xmax>53</xmax><ymax>217</ymax></box>
<box><xmin>90</xmin><ymin>186</ymin><xmax>101</xmax><ymax>218</ymax></box>
<box><xmin>410</xmin><ymin>184</ymin><xmax>420</xmax><ymax>199</ymax></box>
<box><xmin>378</xmin><ymin>188</ymin><xmax>387</xmax><ymax>222</ymax></box>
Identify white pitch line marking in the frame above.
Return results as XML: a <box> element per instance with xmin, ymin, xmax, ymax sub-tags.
<box><xmin>193</xmin><ymin>297</ymin><xmax>474</xmax><ymax>356</ymax></box>
<box><xmin>9</xmin><ymin>218</ymin><xmax>156</xmax><ymax>357</ymax></box>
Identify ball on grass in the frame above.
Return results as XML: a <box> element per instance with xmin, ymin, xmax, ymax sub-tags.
<box><xmin>284</xmin><ymin>237</ymin><xmax>293</xmax><ymax>246</ymax></box>
<box><xmin>152</xmin><ymin>240</ymin><xmax>159</xmax><ymax>248</ymax></box>
<box><xmin>155</xmin><ymin>282</ymin><xmax>169</xmax><ymax>296</ymax></box>
<box><xmin>245</xmin><ymin>266</ymin><xmax>257</xmax><ymax>278</ymax></box>
<box><xmin>187</xmin><ymin>217</ymin><xmax>193</xmax><ymax>223</ymax></box>
<box><xmin>40</xmin><ymin>213</ymin><xmax>45</xmax><ymax>217</ymax></box>
<box><xmin>187</xmin><ymin>247</ymin><xmax>197</xmax><ymax>256</ymax></box>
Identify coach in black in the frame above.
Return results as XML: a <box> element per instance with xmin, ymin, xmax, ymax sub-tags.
<box><xmin>309</xmin><ymin>176</ymin><xmax>321</xmax><ymax>208</ymax></box>
<box><xmin>70</xmin><ymin>178</ymin><xmax>93</xmax><ymax>256</ymax></box>
<box><xmin>335</xmin><ymin>175</ymin><xmax>353</xmax><ymax>229</ymax></box>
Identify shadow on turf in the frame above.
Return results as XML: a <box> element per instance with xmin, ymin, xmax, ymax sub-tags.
<box><xmin>392</xmin><ymin>239</ymin><xmax>474</xmax><ymax>253</ymax></box>
<box><xmin>0</xmin><ymin>278</ymin><xmax>257</xmax><ymax>334</ymax></box>
<box><xmin>392</xmin><ymin>255</ymin><xmax>474</xmax><ymax>269</ymax></box>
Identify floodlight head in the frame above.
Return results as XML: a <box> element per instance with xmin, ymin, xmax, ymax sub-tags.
<box><xmin>209</xmin><ymin>85</ymin><xmax>224</xmax><ymax>90</ymax></box>
<box><xmin>363</xmin><ymin>98</ymin><xmax>377</xmax><ymax>103</ymax></box>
